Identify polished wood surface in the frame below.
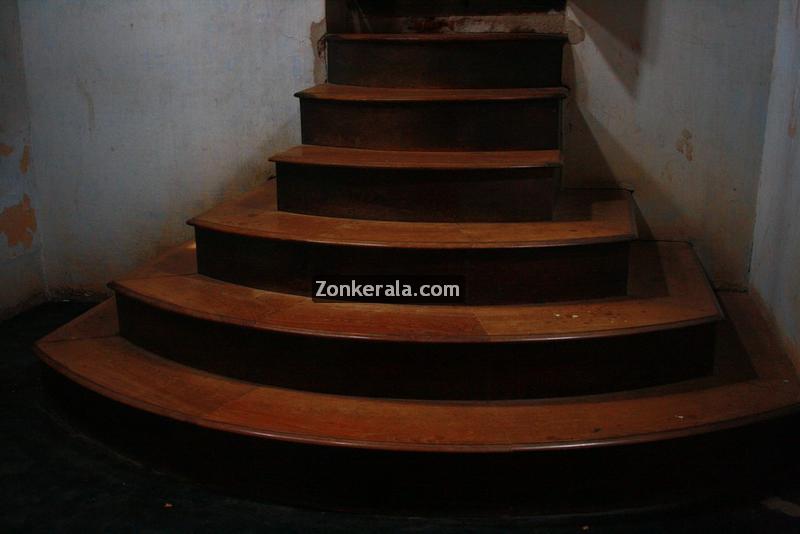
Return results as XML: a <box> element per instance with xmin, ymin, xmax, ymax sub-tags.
<box><xmin>189</xmin><ymin>180</ymin><xmax>635</xmax><ymax>249</ymax></box>
<box><xmin>327</xmin><ymin>33</ymin><xmax>565</xmax><ymax>88</ymax></box>
<box><xmin>300</xmin><ymin>96</ymin><xmax>561</xmax><ymax>151</ymax></box>
<box><xmin>112</xmin><ymin>241</ymin><xmax>719</xmax><ymax>343</ymax></box>
<box><xmin>107</xmin><ymin>241</ymin><xmax>719</xmax><ymax>399</ymax></box>
<box><xmin>296</xmin><ymin>84</ymin><xmax>568</xmax><ymax>102</ymax></box>
<box><xmin>271</xmin><ymin>147</ymin><xmax>562</xmax><ymax>222</ymax></box>
<box><xmin>190</xmin><ymin>181</ymin><xmax>635</xmax><ymax>303</ymax></box>
<box><xmin>270</xmin><ymin>146</ymin><xmax>562</xmax><ymax>169</ymax></box>
<box><xmin>34</xmin><ymin>292</ymin><xmax>800</xmax><ymax>452</ymax></box>
<box><xmin>195</xmin><ymin>230</ymin><xmax>631</xmax><ymax>304</ymax></box>
<box><xmin>35</xmin><ymin>0</ymin><xmax>796</xmax><ymax>479</ymax></box>
<box><xmin>297</xmin><ymin>84</ymin><xmax>566</xmax><ymax>152</ymax></box>
<box><xmin>275</xmin><ymin>164</ymin><xmax>560</xmax><ymax>221</ymax></box>
<box><xmin>115</xmin><ymin>291</ymin><xmax>715</xmax><ymax>399</ymax></box>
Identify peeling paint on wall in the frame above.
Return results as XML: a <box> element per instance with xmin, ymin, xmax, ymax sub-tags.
<box><xmin>16</xmin><ymin>0</ymin><xmax>324</xmax><ymax>293</ymax></box>
<box><xmin>19</xmin><ymin>144</ymin><xmax>30</xmax><ymax>173</ymax></box>
<box><xmin>0</xmin><ymin>0</ymin><xmax>45</xmax><ymax>315</ymax></box>
<box><xmin>0</xmin><ymin>194</ymin><xmax>37</xmax><ymax>249</ymax></box>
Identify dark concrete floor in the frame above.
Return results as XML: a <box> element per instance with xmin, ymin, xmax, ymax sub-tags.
<box><xmin>3</xmin><ymin>301</ymin><xmax>800</xmax><ymax>533</ymax></box>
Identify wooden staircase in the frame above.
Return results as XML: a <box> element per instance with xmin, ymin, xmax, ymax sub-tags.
<box><xmin>35</xmin><ymin>0</ymin><xmax>800</xmax><ymax>514</ymax></box>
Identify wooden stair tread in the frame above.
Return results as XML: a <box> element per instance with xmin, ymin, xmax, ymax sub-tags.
<box><xmin>111</xmin><ymin>241</ymin><xmax>721</xmax><ymax>343</ymax></box>
<box><xmin>270</xmin><ymin>145</ymin><xmax>562</xmax><ymax>170</ymax></box>
<box><xmin>35</xmin><ymin>293</ymin><xmax>800</xmax><ymax>452</ymax></box>
<box><xmin>189</xmin><ymin>181</ymin><xmax>635</xmax><ymax>249</ymax></box>
<box><xmin>295</xmin><ymin>84</ymin><xmax>568</xmax><ymax>102</ymax></box>
<box><xmin>328</xmin><ymin>33</ymin><xmax>568</xmax><ymax>42</ymax></box>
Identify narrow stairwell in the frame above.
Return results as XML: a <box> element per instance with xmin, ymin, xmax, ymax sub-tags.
<box><xmin>35</xmin><ymin>0</ymin><xmax>800</xmax><ymax>515</ymax></box>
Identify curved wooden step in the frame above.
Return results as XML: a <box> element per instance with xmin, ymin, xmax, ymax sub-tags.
<box><xmin>105</xmin><ymin>241</ymin><xmax>721</xmax><ymax>399</ymax></box>
<box><xmin>327</xmin><ymin>33</ymin><xmax>565</xmax><ymax>88</ymax></box>
<box><xmin>188</xmin><ymin>179</ymin><xmax>633</xmax><ymax>248</ymax></box>
<box><xmin>35</xmin><ymin>292</ymin><xmax>800</xmax><ymax>452</ymax></box>
<box><xmin>112</xmin><ymin>241</ymin><xmax>720</xmax><ymax>344</ymax></box>
<box><xmin>270</xmin><ymin>145</ymin><xmax>562</xmax><ymax>170</ymax></box>
<box><xmin>297</xmin><ymin>84</ymin><xmax>565</xmax><ymax>151</ymax></box>
<box><xmin>189</xmin><ymin>181</ymin><xmax>636</xmax><ymax>303</ymax></box>
<box><xmin>271</xmin><ymin>146</ymin><xmax>562</xmax><ymax>222</ymax></box>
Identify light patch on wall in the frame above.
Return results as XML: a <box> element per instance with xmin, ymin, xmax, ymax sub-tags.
<box><xmin>19</xmin><ymin>144</ymin><xmax>30</xmax><ymax>174</ymax></box>
<box><xmin>310</xmin><ymin>17</ymin><xmax>327</xmax><ymax>84</ymax></box>
<box><xmin>566</xmin><ymin>18</ymin><xmax>585</xmax><ymax>44</ymax></box>
<box><xmin>0</xmin><ymin>194</ymin><xmax>37</xmax><ymax>249</ymax></box>
<box><xmin>675</xmin><ymin>129</ymin><xmax>694</xmax><ymax>162</ymax></box>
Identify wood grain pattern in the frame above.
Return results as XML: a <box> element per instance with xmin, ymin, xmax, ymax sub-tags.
<box><xmin>327</xmin><ymin>33</ymin><xmax>565</xmax><ymax>88</ymax></box>
<box><xmin>300</xmin><ymin>97</ymin><xmax>561</xmax><ymax>151</ymax></box>
<box><xmin>189</xmin><ymin>180</ymin><xmax>635</xmax><ymax>249</ymax></box>
<box><xmin>190</xmin><ymin>182</ymin><xmax>636</xmax><ymax>303</ymax></box>
<box><xmin>296</xmin><ymin>84</ymin><xmax>568</xmax><ymax>102</ymax></box>
<box><xmin>269</xmin><ymin>146</ymin><xmax>563</xmax><ymax>170</ymax></box>
<box><xmin>114</xmin><ymin>291</ymin><xmax>716</xmax><ymax>399</ymax></box>
<box><xmin>272</xmin><ymin>147</ymin><xmax>563</xmax><ymax>222</ymax></box>
<box><xmin>296</xmin><ymin>84</ymin><xmax>566</xmax><ymax>152</ymax></box>
<box><xmin>275</xmin><ymin>163</ymin><xmax>560</xmax><ymax>221</ymax></box>
<box><xmin>112</xmin><ymin>241</ymin><xmax>719</xmax><ymax>343</ymax></box>
<box><xmin>34</xmin><ymin>292</ymin><xmax>800</xmax><ymax>452</ymax></box>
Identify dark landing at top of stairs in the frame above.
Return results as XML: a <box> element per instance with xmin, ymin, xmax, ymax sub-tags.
<box><xmin>325</xmin><ymin>0</ymin><xmax>569</xmax><ymax>35</ymax></box>
<box><xmin>328</xmin><ymin>32</ymin><xmax>567</xmax><ymax>41</ymax></box>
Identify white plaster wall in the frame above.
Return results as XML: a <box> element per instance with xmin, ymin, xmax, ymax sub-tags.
<box><xmin>0</xmin><ymin>1</ymin><xmax>44</xmax><ymax>317</ymax></box>
<box><xmin>18</xmin><ymin>0</ymin><xmax>324</xmax><ymax>294</ymax></box>
<box><xmin>564</xmin><ymin>0</ymin><xmax>778</xmax><ymax>289</ymax></box>
<box><xmin>5</xmin><ymin>0</ymin><xmax>794</xmax><ymax>318</ymax></box>
<box><xmin>750</xmin><ymin>0</ymin><xmax>800</xmax><ymax>362</ymax></box>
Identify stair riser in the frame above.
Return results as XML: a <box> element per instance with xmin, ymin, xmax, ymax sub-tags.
<box><xmin>300</xmin><ymin>98</ymin><xmax>561</xmax><ymax>151</ymax></box>
<box><xmin>276</xmin><ymin>163</ymin><xmax>560</xmax><ymax>222</ymax></box>
<box><xmin>116</xmin><ymin>294</ymin><xmax>716</xmax><ymax>400</ymax></box>
<box><xmin>195</xmin><ymin>229</ymin><xmax>630</xmax><ymax>305</ymax></box>
<box><xmin>327</xmin><ymin>38</ymin><xmax>564</xmax><ymax>89</ymax></box>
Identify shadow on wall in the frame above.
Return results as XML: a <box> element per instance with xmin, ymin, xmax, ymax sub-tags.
<box><xmin>566</xmin><ymin>0</ymin><xmax>654</xmax><ymax>97</ymax></box>
<box><xmin>562</xmin><ymin>0</ymin><xmax>658</xmax><ymax>191</ymax></box>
